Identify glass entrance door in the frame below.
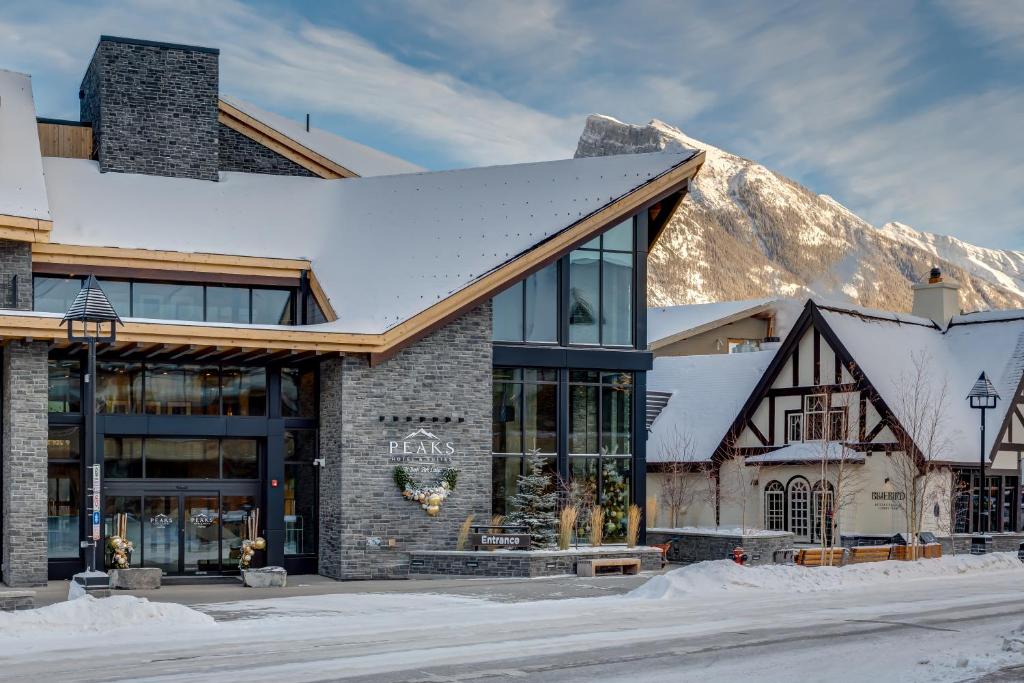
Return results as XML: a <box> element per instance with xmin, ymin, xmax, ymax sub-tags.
<box><xmin>110</xmin><ymin>488</ymin><xmax>258</xmax><ymax>576</ymax></box>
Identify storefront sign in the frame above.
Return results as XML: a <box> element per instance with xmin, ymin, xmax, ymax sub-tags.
<box><xmin>469</xmin><ymin>533</ymin><xmax>530</xmax><ymax>550</ymax></box>
<box><xmin>871</xmin><ymin>491</ymin><xmax>906</xmax><ymax>510</ymax></box>
<box><xmin>150</xmin><ymin>513</ymin><xmax>175</xmax><ymax>529</ymax></box>
<box><xmin>387</xmin><ymin>428</ymin><xmax>455</xmax><ymax>474</ymax></box>
<box><xmin>190</xmin><ymin>513</ymin><xmax>214</xmax><ymax>528</ymax></box>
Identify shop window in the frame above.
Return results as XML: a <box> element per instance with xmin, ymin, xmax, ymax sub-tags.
<box><xmin>47</xmin><ymin>426</ymin><xmax>81</xmax><ymax>558</ymax></box>
<box><xmin>804</xmin><ymin>394</ymin><xmax>826</xmax><ymax>441</ymax></box>
<box><xmin>252</xmin><ymin>289</ymin><xmax>294</xmax><ymax>325</ymax></box>
<box><xmin>491</xmin><ymin>262</ymin><xmax>558</xmax><ymax>344</ymax></box>
<box><xmin>48</xmin><ymin>359</ymin><xmax>81</xmax><ymax>413</ymax></box>
<box><xmin>33</xmin><ymin>276</ymin><xmax>82</xmax><ymax>314</ymax></box>
<box><xmin>97</xmin><ymin>362</ymin><xmax>143</xmax><ymax>414</ymax></box>
<box><xmin>764</xmin><ymin>481</ymin><xmax>785</xmax><ymax>530</ymax></box>
<box><xmin>104</xmin><ymin>437</ymin><xmax>143</xmax><ymax>478</ymax></box>
<box><xmin>133</xmin><ymin>282</ymin><xmax>204</xmax><ymax>322</ymax></box>
<box><xmin>284</xmin><ymin>430</ymin><xmax>318</xmax><ymax>555</ymax></box>
<box><xmin>491</xmin><ymin>368</ymin><xmax>558</xmax><ymax>515</ymax></box>
<box><xmin>206</xmin><ymin>286</ymin><xmax>250</xmax><ymax>324</ymax></box>
<box><xmin>282</xmin><ymin>366</ymin><xmax>317</xmax><ymax>418</ymax></box>
<box><xmin>144</xmin><ymin>364</ymin><xmax>220</xmax><ymax>415</ymax></box>
<box><xmin>222</xmin><ymin>367</ymin><xmax>267</xmax><ymax>416</ymax></box>
<box><xmin>568</xmin><ymin>219</ymin><xmax>634</xmax><ymax>347</ymax></box>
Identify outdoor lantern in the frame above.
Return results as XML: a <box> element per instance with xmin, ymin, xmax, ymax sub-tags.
<box><xmin>967</xmin><ymin>371</ymin><xmax>1000</xmax><ymax>533</ymax></box>
<box><xmin>60</xmin><ymin>275</ymin><xmax>122</xmax><ymax>574</ymax></box>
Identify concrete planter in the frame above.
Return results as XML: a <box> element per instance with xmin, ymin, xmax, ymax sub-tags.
<box><xmin>408</xmin><ymin>547</ymin><xmax>663</xmax><ymax>578</ymax></box>
<box><xmin>109</xmin><ymin>568</ymin><xmax>162</xmax><ymax>590</ymax></box>
<box><xmin>647</xmin><ymin>528</ymin><xmax>795</xmax><ymax>566</ymax></box>
<box><xmin>242</xmin><ymin>566</ymin><xmax>287</xmax><ymax>588</ymax></box>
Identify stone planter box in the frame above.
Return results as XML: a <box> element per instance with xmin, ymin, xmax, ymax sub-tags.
<box><xmin>0</xmin><ymin>590</ymin><xmax>34</xmax><ymax>611</ymax></box>
<box><xmin>647</xmin><ymin>528</ymin><xmax>795</xmax><ymax>566</ymax></box>
<box><xmin>940</xmin><ymin>533</ymin><xmax>1024</xmax><ymax>555</ymax></box>
<box><xmin>242</xmin><ymin>566</ymin><xmax>287</xmax><ymax>588</ymax></box>
<box><xmin>408</xmin><ymin>547</ymin><xmax>662</xmax><ymax>578</ymax></box>
<box><xmin>109</xmin><ymin>568</ymin><xmax>162</xmax><ymax>590</ymax></box>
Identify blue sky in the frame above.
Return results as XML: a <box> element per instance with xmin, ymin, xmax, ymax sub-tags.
<box><xmin>1</xmin><ymin>1</ymin><xmax>1021</xmax><ymax>249</ymax></box>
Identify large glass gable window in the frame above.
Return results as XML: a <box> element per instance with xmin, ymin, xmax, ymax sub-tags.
<box><xmin>492</xmin><ymin>263</ymin><xmax>558</xmax><ymax>343</ymax></box>
<box><xmin>568</xmin><ymin>219</ymin><xmax>634</xmax><ymax>347</ymax></box>
<box><xmin>491</xmin><ymin>368</ymin><xmax>558</xmax><ymax>515</ymax></box>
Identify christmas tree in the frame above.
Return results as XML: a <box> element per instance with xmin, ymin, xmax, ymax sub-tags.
<box><xmin>506</xmin><ymin>450</ymin><xmax>558</xmax><ymax>548</ymax></box>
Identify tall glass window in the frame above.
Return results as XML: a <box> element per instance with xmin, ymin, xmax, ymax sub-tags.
<box><xmin>34</xmin><ymin>277</ymin><xmax>81</xmax><ymax>314</ymax></box>
<box><xmin>491</xmin><ymin>262</ymin><xmax>558</xmax><ymax>343</ymax></box>
<box><xmin>222</xmin><ymin>367</ymin><xmax>267</xmax><ymax>416</ymax></box>
<box><xmin>97</xmin><ymin>279</ymin><xmax>131</xmax><ymax>317</ymax></box>
<box><xmin>252</xmin><ymin>289</ymin><xmax>294</xmax><ymax>325</ymax></box>
<box><xmin>568</xmin><ymin>370</ymin><xmax>633</xmax><ymax>541</ymax></box>
<box><xmin>206</xmin><ymin>286</ymin><xmax>250</xmax><ymax>324</ymax></box>
<box><xmin>47</xmin><ymin>426</ymin><xmax>81</xmax><ymax>558</ymax></box>
<box><xmin>284</xmin><ymin>430</ymin><xmax>318</xmax><ymax>556</ymax></box>
<box><xmin>98</xmin><ymin>362</ymin><xmax>144</xmax><ymax>414</ymax></box>
<box><xmin>568</xmin><ymin>219</ymin><xmax>634</xmax><ymax>347</ymax></box>
<box><xmin>281</xmin><ymin>366</ymin><xmax>317</xmax><ymax>418</ymax></box>
<box><xmin>491</xmin><ymin>368</ymin><xmax>558</xmax><ymax>515</ymax></box>
<box><xmin>48</xmin><ymin>360</ymin><xmax>81</xmax><ymax>413</ymax></box>
<box><xmin>145</xmin><ymin>365</ymin><xmax>219</xmax><ymax>415</ymax></box>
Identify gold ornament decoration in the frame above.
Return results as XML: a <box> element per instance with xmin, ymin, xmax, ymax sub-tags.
<box><xmin>253</xmin><ymin>537</ymin><xmax>267</xmax><ymax>551</ymax></box>
<box><xmin>393</xmin><ymin>466</ymin><xmax>459</xmax><ymax>517</ymax></box>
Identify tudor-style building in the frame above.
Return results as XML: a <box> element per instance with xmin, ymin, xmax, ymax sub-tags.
<box><xmin>647</xmin><ymin>274</ymin><xmax>1024</xmax><ymax>543</ymax></box>
<box><xmin>0</xmin><ymin>36</ymin><xmax>704</xmax><ymax>586</ymax></box>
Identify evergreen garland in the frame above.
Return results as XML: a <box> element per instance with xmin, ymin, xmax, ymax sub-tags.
<box><xmin>505</xmin><ymin>450</ymin><xmax>558</xmax><ymax>548</ymax></box>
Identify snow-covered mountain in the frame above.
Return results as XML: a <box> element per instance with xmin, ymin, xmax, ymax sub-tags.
<box><xmin>575</xmin><ymin>115</ymin><xmax>1024</xmax><ymax>313</ymax></box>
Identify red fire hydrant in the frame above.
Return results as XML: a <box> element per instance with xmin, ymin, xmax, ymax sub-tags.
<box><xmin>732</xmin><ymin>546</ymin><xmax>749</xmax><ymax>565</ymax></box>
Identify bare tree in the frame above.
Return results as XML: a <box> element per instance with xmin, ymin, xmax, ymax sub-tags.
<box><xmin>658</xmin><ymin>427</ymin><xmax>703</xmax><ymax>528</ymax></box>
<box><xmin>810</xmin><ymin>387</ymin><xmax>864</xmax><ymax>564</ymax></box>
<box><xmin>929</xmin><ymin>466</ymin><xmax>969</xmax><ymax>554</ymax></box>
<box><xmin>716</xmin><ymin>440</ymin><xmax>762</xmax><ymax>533</ymax></box>
<box><xmin>889</xmin><ymin>351</ymin><xmax>954</xmax><ymax>557</ymax></box>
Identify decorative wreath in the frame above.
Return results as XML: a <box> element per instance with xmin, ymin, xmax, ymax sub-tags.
<box><xmin>394</xmin><ymin>466</ymin><xmax>459</xmax><ymax>516</ymax></box>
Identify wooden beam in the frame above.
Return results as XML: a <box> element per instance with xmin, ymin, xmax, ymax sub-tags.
<box><xmin>0</xmin><ymin>213</ymin><xmax>52</xmax><ymax>243</ymax></box>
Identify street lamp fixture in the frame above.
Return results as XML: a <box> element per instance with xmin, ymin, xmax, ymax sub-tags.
<box><xmin>60</xmin><ymin>275</ymin><xmax>122</xmax><ymax>573</ymax></box>
<box><xmin>967</xmin><ymin>372</ymin><xmax>1000</xmax><ymax>533</ymax></box>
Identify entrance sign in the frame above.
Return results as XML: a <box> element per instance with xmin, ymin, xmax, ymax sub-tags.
<box><xmin>469</xmin><ymin>533</ymin><xmax>530</xmax><ymax>550</ymax></box>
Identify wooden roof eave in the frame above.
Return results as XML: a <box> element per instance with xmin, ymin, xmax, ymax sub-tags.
<box><xmin>0</xmin><ymin>213</ymin><xmax>53</xmax><ymax>243</ymax></box>
<box><xmin>649</xmin><ymin>299</ymin><xmax>778</xmax><ymax>351</ymax></box>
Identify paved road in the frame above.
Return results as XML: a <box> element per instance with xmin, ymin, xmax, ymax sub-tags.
<box><xmin>8</xmin><ymin>569</ymin><xmax>1024</xmax><ymax>682</ymax></box>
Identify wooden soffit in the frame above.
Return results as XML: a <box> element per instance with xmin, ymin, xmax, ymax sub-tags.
<box><xmin>4</xmin><ymin>151</ymin><xmax>704</xmax><ymax>360</ymax></box>
<box><xmin>217</xmin><ymin>100</ymin><xmax>357</xmax><ymax>180</ymax></box>
<box><xmin>0</xmin><ymin>213</ymin><xmax>52</xmax><ymax>243</ymax></box>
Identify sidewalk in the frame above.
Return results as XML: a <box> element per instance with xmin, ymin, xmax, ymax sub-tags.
<box><xmin>32</xmin><ymin>569</ymin><xmax>661</xmax><ymax>609</ymax></box>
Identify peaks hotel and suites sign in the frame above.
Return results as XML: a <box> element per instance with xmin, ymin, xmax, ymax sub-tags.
<box><xmin>387</xmin><ymin>428</ymin><xmax>456</xmax><ymax>473</ymax></box>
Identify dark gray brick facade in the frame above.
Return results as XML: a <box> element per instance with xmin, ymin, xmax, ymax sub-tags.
<box><xmin>647</xmin><ymin>529</ymin><xmax>795</xmax><ymax>566</ymax></box>
<box><xmin>80</xmin><ymin>37</ymin><xmax>220</xmax><ymax>181</ymax></box>
<box><xmin>218</xmin><ymin>123</ymin><xmax>315</xmax><ymax>177</ymax></box>
<box><xmin>0</xmin><ymin>240</ymin><xmax>32</xmax><ymax>310</ymax></box>
<box><xmin>2</xmin><ymin>342</ymin><xmax>49</xmax><ymax>587</ymax></box>
<box><xmin>408</xmin><ymin>548</ymin><xmax>662</xmax><ymax>577</ymax></box>
<box><xmin>319</xmin><ymin>303</ymin><xmax>493</xmax><ymax>580</ymax></box>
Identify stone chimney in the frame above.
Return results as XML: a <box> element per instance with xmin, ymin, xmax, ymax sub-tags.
<box><xmin>912</xmin><ymin>267</ymin><xmax>961</xmax><ymax>327</ymax></box>
<box><xmin>79</xmin><ymin>36</ymin><xmax>220</xmax><ymax>181</ymax></box>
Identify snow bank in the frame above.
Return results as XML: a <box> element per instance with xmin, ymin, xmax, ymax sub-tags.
<box><xmin>631</xmin><ymin>552</ymin><xmax>1024</xmax><ymax>599</ymax></box>
<box><xmin>0</xmin><ymin>595</ymin><xmax>215</xmax><ymax>636</ymax></box>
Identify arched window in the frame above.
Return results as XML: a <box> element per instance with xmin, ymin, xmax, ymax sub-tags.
<box><xmin>812</xmin><ymin>481</ymin><xmax>835</xmax><ymax>544</ymax></box>
<box><xmin>764</xmin><ymin>481</ymin><xmax>785</xmax><ymax>531</ymax></box>
<box><xmin>788</xmin><ymin>478</ymin><xmax>810</xmax><ymax>541</ymax></box>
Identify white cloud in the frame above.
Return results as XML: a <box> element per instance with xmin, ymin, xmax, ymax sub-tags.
<box><xmin>940</xmin><ymin>0</ymin><xmax>1024</xmax><ymax>59</ymax></box>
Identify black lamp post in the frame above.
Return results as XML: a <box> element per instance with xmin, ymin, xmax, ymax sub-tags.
<box><xmin>60</xmin><ymin>276</ymin><xmax>122</xmax><ymax>572</ymax></box>
<box><xmin>968</xmin><ymin>372</ymin><xmax>1000</xmax><ymax>533</ymax></box>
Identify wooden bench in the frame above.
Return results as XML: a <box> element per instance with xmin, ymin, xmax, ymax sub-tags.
<box><xmin>892</xmin><ymin>543</ymin><xmax>943</xmax><ymax>561</ymax></box>
<box><xmin>848</xmin><ymin>545</ymin><xmax>892</xmax><ymax>564</ymax></box>
<box><xmin>795</xmin><ymin>548</ymin><xmax>847</xmax><ymax>567</ymax></box>
<box><xmin>577</xmin><ymin>557</ymin><xmax>642</xmax><ymax>577</ymax></box>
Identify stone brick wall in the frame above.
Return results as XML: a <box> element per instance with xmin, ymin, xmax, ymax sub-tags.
<box><xmin>647</xmin><ymin>529</ymin><xmax>795</xmax><ymax>566</ymax></box>
<box><xmin>2</xmin><ymin>342</ymin><xmax>49</xmax><ymax>587</ymax></box>
<box><xmin>408</xmin><ymin>548</ymin><xmax>663</xmax><ymax>578</ymax></box>
<box><xmin>218</xmin><ymin>124</ymin><xmax>316</xmax><ymax>177</ymax></box>
<box><xmin>80</xmin><ymin>38</ymin><xmax>219</xmax><ymax>181</ymax></box>
<box><xmin>939</xmin><ymin>533</ymin><xmax>1024</xmax><ymax>555</ymax></box>
<box><xmin>0</xmin><ymin>241</ymin><xmax>32</xmax><ymax>310</ymax></box>
<box><xmin>319</xmin><ymin>303</ymin><xmax>493</xmax><ymax>580</ymax></box>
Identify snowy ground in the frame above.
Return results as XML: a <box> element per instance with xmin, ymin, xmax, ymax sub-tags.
<box><xmin>2</xmin><ymin>553</ymin><xmax>1024</xmax><ymax>682</ymax></box>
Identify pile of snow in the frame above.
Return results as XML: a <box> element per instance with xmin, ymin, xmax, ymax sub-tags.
<box><xmin>631</xmin><ymin>553</ymin><xmax>1024</xmax><ymax>599</ymax></box>
<box><xmin>648</xmin><ymin>526</ymin><xmax>792</xmax><ymax>537</ymax></box>
<box><xmin>0</xmin><ymin>595</ymin><xmax>215</xmax><ymax>636</ymax></box>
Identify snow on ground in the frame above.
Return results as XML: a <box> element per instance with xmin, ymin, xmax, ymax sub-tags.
<box><xmin>0</xmin><ymin>595</ymin><xmax>214</xmax><ymax>636</ymax></box>
<box><xmin>632</xmin><ymin>552</ymin><xmax>1024</xmax><ymax>599</ymax></box>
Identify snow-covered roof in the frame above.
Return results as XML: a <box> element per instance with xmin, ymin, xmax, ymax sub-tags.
<box><xmin>221</xmin><ymin>96</ymin><xmax>424</xmax><ymax>178</ymax></box>
<box><xmin>0</xmin><ymin>69</ymin><xmax>49</xmax><ymax>220</ymax></box>
<box><xmin>647</xmin><ymin>350</ymin><xmax>775</xmax><ymax>463</ymax></box>
<box><xmin>648</xmin><ymin>299</ymin><xmax>776</xmax><ymax>349</ymax></box>
<box><xmin>41</xmin><ymin>150</ymin><xmax>699</xmax><ymax>334</ymax></box>
<box><xmin>745</xmin><ymin>441</ymin><xmax>865</xmax><ymax>464</ymax></box>
<box><xmin>818</xmin><ymin>303</ymin><xmax>1024</xmax><ymax>463</ymax></box>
